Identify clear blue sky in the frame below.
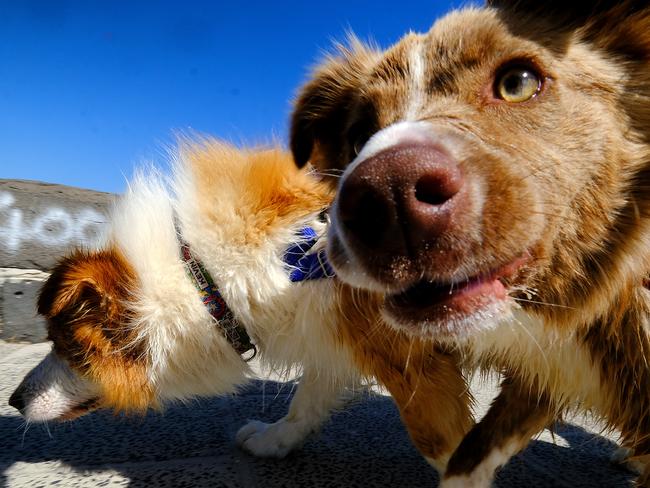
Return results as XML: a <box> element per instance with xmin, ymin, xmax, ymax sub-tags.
<box><xmin>0</xmin><ymin>0</ymin><xmax>459</xmax><ymax>193</ymax></box>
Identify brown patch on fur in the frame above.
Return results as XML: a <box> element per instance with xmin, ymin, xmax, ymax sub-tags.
<box><xmin>39</xmin><ymin>248</ymin><xmax>155</xmax><ymax>413</ymax></box>
<box><xmin>183</xmin><ymin>139</ymin><xmax>333</xmax><ymax>245</ymax></box>
<box><xmin>335</xmin><ymin>284</ymin><xmax>473</xmax><ymax>462</ymax></box>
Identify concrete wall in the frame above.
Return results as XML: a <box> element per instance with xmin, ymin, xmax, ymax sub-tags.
<box><xmin>0</xmin><ymin>179</ymin><xmax>114</xmax><ymax>343</ymax></box>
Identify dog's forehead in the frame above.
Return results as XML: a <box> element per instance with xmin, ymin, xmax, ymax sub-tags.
<box><xmin>423</xmin><ymin>9</ymin><xmax>507</xmax><ymax>62</ymax></box>
<box><xmin>357</xmin><ymin>8</ymin><xmax>545</xmax><ymax>119</ymax></box>
<box><xmin>371</xmin><ymin>10</ymin><xmax>509</xmax><ymax>76</ymax></box>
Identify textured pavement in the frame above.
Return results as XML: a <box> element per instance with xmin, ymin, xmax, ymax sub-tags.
<box><xmin>0</xmin><ymin>341</ymin><xmax>637</xmax><ymax>487</ymax></box>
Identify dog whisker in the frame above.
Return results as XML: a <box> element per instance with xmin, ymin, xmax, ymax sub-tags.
<box><xmin>511</xmin><ymin>297</ymin><xmax>576</xmax><ymax>310</ymax></box>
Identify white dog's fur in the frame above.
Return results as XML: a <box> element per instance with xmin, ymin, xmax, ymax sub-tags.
<box><xmin>10</xmin><ymin>142</ymin><xmax>360</xmax><ymax>459</ymax></box>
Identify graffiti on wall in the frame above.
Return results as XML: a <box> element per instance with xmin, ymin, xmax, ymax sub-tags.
<box><xmin>0</xmin><ymin>191</ymin><xmax>108</xmax><ymax>253</ymax></box>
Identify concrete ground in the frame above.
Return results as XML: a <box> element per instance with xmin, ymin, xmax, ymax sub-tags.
<box><xmin>0</xmin><ymin>340</ymin><xmax>637</xmax><ymax>488</ymax></box>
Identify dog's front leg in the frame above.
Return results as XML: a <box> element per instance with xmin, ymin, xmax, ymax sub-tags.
<box><xmin>441</xmin><ymin>373</ymin><xmax>554</xmax><ymax>488</ymax></box>
<box><xmin>376</xmin><ymin>348</ymin><xmax>473</xmax><ymax>475</ymax></box>
<box><xmin>236</xmin><ymin>366</ymin><xmax>351</xmax><ymax>458</ymax></box>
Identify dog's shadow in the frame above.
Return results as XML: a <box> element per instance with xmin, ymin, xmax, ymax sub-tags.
<box><xmin>0</xmin><ymin>380</ymin><xmax>637</xmax><ymax>487</ymax></box>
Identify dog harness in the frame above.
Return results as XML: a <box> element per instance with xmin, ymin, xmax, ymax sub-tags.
<box><xmin>178</xmin><ymin>215</ymin><xmax>333</xmax><ymax>362</ymax></box>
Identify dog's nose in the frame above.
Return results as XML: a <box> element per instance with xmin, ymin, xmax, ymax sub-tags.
<box><xmin>8</xmin><ymin>387</ymin><xmax>26</xmax><ymax>413</ymax></box>
<box><xmin>337</xmin><ymin>143</ymin><xmax>464</xmax><ymax>256</ymax></box>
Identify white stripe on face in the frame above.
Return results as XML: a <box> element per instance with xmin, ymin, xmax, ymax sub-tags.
<box><xmin>339</xmin><ymin>120</ymin><xmax>437</xmax><ymax>184</ymax></box>
<box><xmin>406</xmin><ymin>39</ymin><xmax>426</xmax><ymax>120</ymax></box>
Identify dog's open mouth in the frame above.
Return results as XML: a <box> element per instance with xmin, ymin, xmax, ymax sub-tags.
<box><xmin>58</xmin><ymin>397</ymin><xmax>100</xmax><ymax>421</ymax></box>
<box><xmin>384</xmin><ymin>256</ymin><xmax>528</xmax><ymax>333</ymax></box>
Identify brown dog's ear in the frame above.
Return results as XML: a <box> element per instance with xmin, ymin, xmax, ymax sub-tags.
<box><xmin>290</xmin><ymin>40</ymin><xmax>377</xmax><ymax>169</ymax></box>
<box><xmin>290</xmin><ymin>58</ymin><xmax>358</xmax><ymax>168</ymax></box>
<box><xmin>487</xmin><ymin>0</ymin><xmax>645</xmax><ymax>15</ymax></box>
<box><xmin>38</xmin><ymin>250</ymin><xmax>153</xmax><ymax>413</ymax></box>
<box><xmin>489</xmin><ymin>1</ymin><xmax>649</xmax><ymax>64</ymax></box>
<box><xmin>38</xmin><ymin>249</ymin><xmax>133</xmax><ymax>319</ymax></box>
<box><xmin>487</xmin><ymin>0</ymin><xmax>649</xmax><ymax>30</ymax></box>
<box><xmin>38</xmin><ymin>253</ymin><xmax>100</xmax><ymax>319</ymax></box>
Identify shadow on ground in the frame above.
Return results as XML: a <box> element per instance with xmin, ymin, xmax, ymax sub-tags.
<box><xmin>0</xmin><ymin>380</ymin><xmax>636</xmax><ymax>487</ymax></box>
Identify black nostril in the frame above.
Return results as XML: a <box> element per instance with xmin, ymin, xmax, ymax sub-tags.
<box><xmin>414</xmin><ymin>172</ymin><xmax>459</xmax><ymax>206</ymax></box>
<box><xmin>8</xmin><ymin>389</ymin><xmax>26</xmax><ymax>412</ymax></box>
<box><xmin>338</xmin><ymin>186</ymin><xmax>391</xmax><ymax>247</ymax></box>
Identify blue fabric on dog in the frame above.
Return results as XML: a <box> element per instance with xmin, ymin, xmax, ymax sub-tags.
<box><xmin>284</xmin><ymin>226</ymin><xmax>335</xmax><ymax>282</ymax></box>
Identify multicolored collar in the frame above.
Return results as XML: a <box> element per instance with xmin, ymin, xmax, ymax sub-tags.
<box><xmin>178</xmin><ymin>218</ymin><xmax>334</xmax><ymax>362</ymax></box>
<box><xmin>179</xmin><ymin>239</ymin><xmax>257</xmax><ymax>361</ymax></box>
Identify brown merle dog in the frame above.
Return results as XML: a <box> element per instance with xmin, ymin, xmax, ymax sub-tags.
<box><xmin>290</xmin><ymin>1</ymin><xmax>650</xmax><ymax>486</ymax></box>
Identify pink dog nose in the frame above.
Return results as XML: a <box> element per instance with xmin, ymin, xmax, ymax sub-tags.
<box><xmin>337</xmin><ymin>143</ymin><xmax>464</xmax><ymax>256</ymax></box>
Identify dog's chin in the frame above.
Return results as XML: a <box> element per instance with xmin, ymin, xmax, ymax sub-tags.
<box><xmin>382</xmin><ymin>257</ymin><xmax>529</xmax><ymax>340</ymax></box>
<box><xmin>329</xmin><ymin>224</ymin><xmax>529</xmax><ymax>340</ymax></box>
<box><xmin>23</xmin><ymin>396</ymin><xmax>101</xmax><ymax>423</ymax></box>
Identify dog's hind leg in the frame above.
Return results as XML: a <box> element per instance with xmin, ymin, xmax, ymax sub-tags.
<box><xmin>441</xmin><ymin>373</ymin><xmax>554</xmax><ymax>488</ymax></box>
<box><xmin>236</xmin><ymin>365</ymin><xmax>354</xmax><ymax>458</ymax></box>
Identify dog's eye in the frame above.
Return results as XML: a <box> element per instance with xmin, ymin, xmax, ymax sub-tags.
<box><xmin>495</xmin><ymin>67</ymin><xmax>541</xmax><ymax>103</ymax></box>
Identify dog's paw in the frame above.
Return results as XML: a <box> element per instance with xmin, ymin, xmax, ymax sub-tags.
<box><xmin>611</xmin><ymin>447</ymin><xmax>633</xmax><ymax>465</ymax></box>
<box><xmin>440</xmin><ymin>476</ymin><xmax>493</xmax><ymax>488</ymax></box>
<box><xmin>424</xmin><ymin>456</ymin><xmax>449</xmax><ymax>476</ymax></box>
<box><xmin>440</xmin><ymin>465</ymin><xmax>496</xmax><ymax>488</ymax></box>
<box><xmin>236</xmin><ymin>419</ymin><xmax>306</xmax><ymax>458</ymax></box>
<box><xmin>439</xmin><ymin>478</ymin><xmax>464</xmax><ymax>488</ymax></box>
<box><xmin>611</xmin><ymin>448</ymin><xmax>650</xmax><ymax>476</ymax></box>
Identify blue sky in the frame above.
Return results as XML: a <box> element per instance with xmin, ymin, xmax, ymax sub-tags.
<box><xmin>0</xmin><ymin>1</ymin><xmax>458</xmax><ymax>193</ymax></box>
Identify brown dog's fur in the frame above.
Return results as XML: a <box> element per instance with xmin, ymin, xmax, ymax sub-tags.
<box><xmin>291</xmin><ymin>1</ymin><xmax>650</xmax><ymax>485</ymax></box>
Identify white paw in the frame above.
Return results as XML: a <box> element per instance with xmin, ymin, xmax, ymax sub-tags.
<box><xmin>439</xmin><ymin>477</ymin><xmax>464</xmax><ymax>488</ymax></box>
<box><xmin>236</xmin><ymin>419</ymin><xmax>307</xmax><ymax>458</ymax></box>
<box><xmin>440</xmin><ymin>475</ymin><xmax>493</xmax><ymax>488</ymax></box>
<box><xmin>441</xmin><ymin>441</ymin><xmax>515</xmax><ymax>488</ymax></box>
